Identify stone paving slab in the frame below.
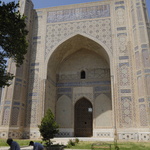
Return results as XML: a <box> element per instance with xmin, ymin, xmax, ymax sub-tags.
<box><xmin>0</xmin><ymin>146</ymin><xmax>32</xmax><ymax>150</ymax></box>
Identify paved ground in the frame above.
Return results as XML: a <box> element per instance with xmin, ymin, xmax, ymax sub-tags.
<box><xmin>0</xmin><ymin>146</ymin><xmax>32</xmax><ymax>150</ymax></box>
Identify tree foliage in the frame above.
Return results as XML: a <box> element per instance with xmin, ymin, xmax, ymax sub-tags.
<box><xmin>0</xmin><ymin>0</ymin><xmax>28</xmax><ymax>87</ymax></box>
<box><xmin>38</xmin><ymin>109</ymin><xmax>59</xmax><ymax>146</ymax></box>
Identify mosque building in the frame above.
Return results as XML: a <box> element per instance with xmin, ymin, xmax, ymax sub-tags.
<box><xmin>0</xmin><ymin>0</ymin><xmax>150</xmax><ymax>141</ymax></box>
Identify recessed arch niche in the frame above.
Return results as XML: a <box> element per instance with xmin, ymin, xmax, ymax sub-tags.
<box><xmin>45</xmin><ymin>34</ymin><xmax>112</xmax><ymax>136</ymax></box>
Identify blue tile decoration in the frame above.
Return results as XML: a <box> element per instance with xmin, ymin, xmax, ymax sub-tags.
<box><xmin>31</xmin><ymin>69</ymin><xmax>39</xmax><ymax>72</ymax></box>
<box><xmin>139</xmin><ymin>98</ymin><xmax>144</xmax><ymax>102</ymax></box>
<box><xmin>115</xmin><ymin>6</ymin><xmax>125</xmax><ymax>10</ymax></box>
<box><xmin>35</xmin><ymin>16</ymin><xmax>43</xmax><ymax>19</ymax></box>
<box><xmin>119</xmin><ymin>56</ymin><xmax>129</xmax><ymax>60</ymax></box>
<box><xmin>28</xmin><ymin>100</ymin><xmax>38</xmax><ymax>103</ymax></box>
<box><xmin>115</xmin><ymin>1</ymin><xmax>124</xmax><ymax>5</ymax></box>
<box><xmin>117</xmin><ymin>33</ymin><xmax>127</xmax><ymax>37</ymax></box>
<box><xmin>5</xmin><ymin>101</ymin><xmax>11</xmax><ymax>105</ymax></box>
<box><xmin>47</xmin><ymin>5</ymin><xmax>110</xmax><ymax>23</ymax></box>
<box><xmin>31</xmin><ymin>63</ymin><xmax>39</xmax><ymax>66</ymax></box>
<box><xmin>33</xmin><ymin>36</ymin><xmax>41</xmax><ymax>40</ymax></box>
<box><xmin>119</xmin><ymin>62</ymin><xmax>129</xmax><ymax>67</ymax></box>
<box><xmin>4</xmin><ymin>106</ymin><xmax>10</xmax><ymax>109</ymax></box>
<box><xmin>94</xmin><ymin>86</ymin><xmax>111</xmax><ymax>92</ymax></box>
<box><xmin>29</xmin><ymin>93</ymin><xmax>38</xmax><ymax>96</ymax></box>
<box><xmin>16</xmin><ymin>78</ymin><xmax>22</xmax><ymax>82</ymax></box>
<box><xmin>13</xmin><ymin>102</ymin><xmax>20</xmax><ymax>105</ymax></box>
<box><xmin>57</xmin><ymin>81</ymin><xmax>111</xmax><ymax>87</ymax></box>
<box><xmin>139</xmin><ymin>22</ymin><xmax>144</xmax><ymax>26</ymax></box>
<box><xmin>33</xmin><ymin>41</ymin><xmax>41</xmax><ymax>45</ymax></box>
<box><xmin>57</xmin><ymin>88</ymin><xmax>72</xmax><ymax>93</ymax></box>
<box><xmin>133</xmin><ymin>25</ymin><xmax>136</xmax><ymax>29</ymax></box>
<box><xmin>134</xmin><ymin>46</ymin><xmax>138</xmax><ymax>50</ymax></box>
<box><xmin>141</xmin><ymin>44</ymin><xmax>148</xmax><ymax>48</ymax></box>
<box><xmin>117</xmin><ymin>27</ymin><xmax>126</xmax><ymax>31</ymax></box>
<box><xmin>121</xmin><ymin>96</ymin><xmax>131</xmax><ymax>101</ymax></box>
<box><xmin>121</xmin><ymin>89</ymin><xmax>131</xmax><ymax>93</ymax></box>
<box><xmin>144</xmin><ymin>69</ymin><xmax>150</xmax><ymax>73</ymax></box>
<box><xmin>137</xmin><ymin>70</ymin><xmax>141</xmax><ymax>75</ymax></box>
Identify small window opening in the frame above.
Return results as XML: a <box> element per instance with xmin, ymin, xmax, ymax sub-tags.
<box><xmin>81</xmin><ymin>71</ymin><xmax>86</xmax><ymax>79</ymax></box>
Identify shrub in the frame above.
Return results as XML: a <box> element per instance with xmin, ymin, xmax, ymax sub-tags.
<box><xmin>38</xmin><ymin>109</ymin><xmax>59</xmax><ymax>147</ymax></box>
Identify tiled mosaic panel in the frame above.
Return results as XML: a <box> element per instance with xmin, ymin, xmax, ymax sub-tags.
<box><xmin>139</xmin><ymin>104</ymin><xmax>148</xmax><ymax>126</ymax></box>
<box><xmin>2</xmin><ymin>107</ymin><xmax>10</xmax><ymax>125</ymax></box>
<box><xmin>145</xmin><ymin>75</ymin><xmax>150</xmax><ymax>95</ymax></box>
<box><xmin>137</xmin><ymin>76</ymin><xmax>144</xmax><ymax>97</ymax></box>
<box><xmin>47</xmin><ymin>5</ymin><xmax>110</xmax><ymax>23</ymax></box>
<box><xmin>119</xmin><ymin>63</ymin><xmax>130</xmax><ymax>86</ymax></box>
<box><xmin>45</xmin><ymin>18</ymin><xmax>112</xmax><ymax>58</ymax></box>
<box><xmin>56</xmin><ymin>132</ymin><xmax>71</xmax><ymax>137</ymax></box>
<box><xmin>133</xmin><ymin>29</ymin><xmax>138</xmax><ymax>46</ymax></box>
<box><xmin>115</xmin><ymin>6</ymin><xmax>125</xmax><ymax>26</ymax></box>
<box><xmin>16</xmin><ymin>66</ymin><xmax>23</xmax><ymax>77</ymax></box>
<box><xmin>120</xmin><ymin>97</ymin><xmax>132</xmax><ymax>127</ymax></box>
<box><xmin>139</xmin><ymin>26</ymin><xmax>146</xmax><ymax>43</ymax></box>
<box><xmin>14</xmin><ymin>83</ymin><xmax>22</xmax><ymax>100</ymax></box>
<box><xmin>6</xmin><ymin>86</ymin><xmax>13</xmax><ymax>100</ymax></box>
<box><xmin>119</xmin><ymin>133</ymin><xmax>138</xmax><ymax>140</ymax></box>
<box><xmin>139</xmin><ymin>133</ymin><xmax>150</xmax><ymax>141</ymax></box>
<box><xmin>96</xmin><ymin>132</ymin><xmax>112</xmax><ymax>138</ymax></box>
<box><xmin>136</xmin><ymin>5</ymin><xmax>143</xmax><ymax>22</ymax></box>
<box><xmin>26</xmin><ymin>100</ymin><xmax>38</xmax><ymax>126</ymax></box>
<box><xmin>11</xmin><ymin>107</ymin><xmax>19</xmax><ymax>125</ymax></box>
<box><xmin>142</xmin><ymin>49</ymin><xmax>150</xmax><ymax>68</ymax></box>
<box><xmin>20</xmin><ymin>108</ymin><xmax>25</xmax><ymax>126</ymax></box>
<box><xmin>57</xmin><ymin>68</ymin><xmax>110</xmax><ymax>80</ymax></box>
<box><xmin>135</xmin><ymin>51</ymin><xmax>141</xmax><ymax>69</ymax></box>
<box><xmin>117</xmin><ymin>33</ymin><xmax>127</xmax><ymax>54</ymax></box>
<box><xmin>8</xmin><ymin>131</ymin><xmax>22</xmax><ymax>139</ymax></box>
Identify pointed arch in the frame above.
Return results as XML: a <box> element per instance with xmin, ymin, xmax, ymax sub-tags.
<box><xmin>44</xmin><ymin>32</ymin><xmax>112</xmax><ymax>79</ymax></box>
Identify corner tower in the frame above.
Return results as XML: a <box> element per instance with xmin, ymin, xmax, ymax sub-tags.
<box><xmin>0</xmin><ymin>0</ymin><xmax>34</xmax><ymax>139</ymax></box>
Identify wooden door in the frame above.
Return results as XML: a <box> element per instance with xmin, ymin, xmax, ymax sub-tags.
<box><xmin>74</xmin><ymin>98</ymin><xmax>93</xmax><ymax>137</ymax></box>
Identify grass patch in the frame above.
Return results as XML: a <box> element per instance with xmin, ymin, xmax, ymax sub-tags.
<box><xmin>1</xmin><ymin>139</ymin><xmax>150</xmax><ymax>150</ymax></box>
<box><xmin>65</xmin><ymin>141</ymin><xmax>150</xmax><ymax>150</ymax></box>
<box><xmin>0</xmin><ymin>139</ymin><xmax>43</xmax><ymax>147</ymax></box>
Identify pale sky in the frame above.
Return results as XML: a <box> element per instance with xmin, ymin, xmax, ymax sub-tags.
<box><xmin>3</xmin><ymin>0</ymin><xmax>150</xmax><ymax>17</ymax></box>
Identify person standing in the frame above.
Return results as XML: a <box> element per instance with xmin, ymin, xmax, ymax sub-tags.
<box><xmin>6</xmin><ymin>138</ymin><xmax>20</xmax><ymax>150</ymax></box>
<box><xmin>29</xmin><ymin>141</ymin><xmax>44</xmax><ymax>150</ymax></box>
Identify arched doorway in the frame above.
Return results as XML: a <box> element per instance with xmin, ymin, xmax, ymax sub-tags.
<box><xmin>74</xmin><ymin>98</ymin><xmax>93</xmax><ymax>137</ymax></box>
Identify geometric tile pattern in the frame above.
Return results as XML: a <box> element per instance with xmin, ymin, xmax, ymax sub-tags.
<box><xmin>45</xmin><ymin>18</ymin><xmax>112</xmax><ymax>58</ymax></box>
<box><xmin>2</xmin><ymin>107</ymin><xmax>10</xmax><ymax>125</ymax></box>
<box><xmin>139</xmin><ymin>104</ymin><xmax>148</xmax><ymax>126</ymax></box>
<box><xmin>120</xmin><ymin>97</ymin><xmax>132</xmax><ymax>127</ymax></box>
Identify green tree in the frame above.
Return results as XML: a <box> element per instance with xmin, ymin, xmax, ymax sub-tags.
<box><xmin>38</xmin><ymin>109</ymin><xmax>59</xmax><ymax>147</ymax></box>
<box><xmin>0</xmin><ymin>0</ymin><xmax>28</xmax><ymax>87</ymax></box>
